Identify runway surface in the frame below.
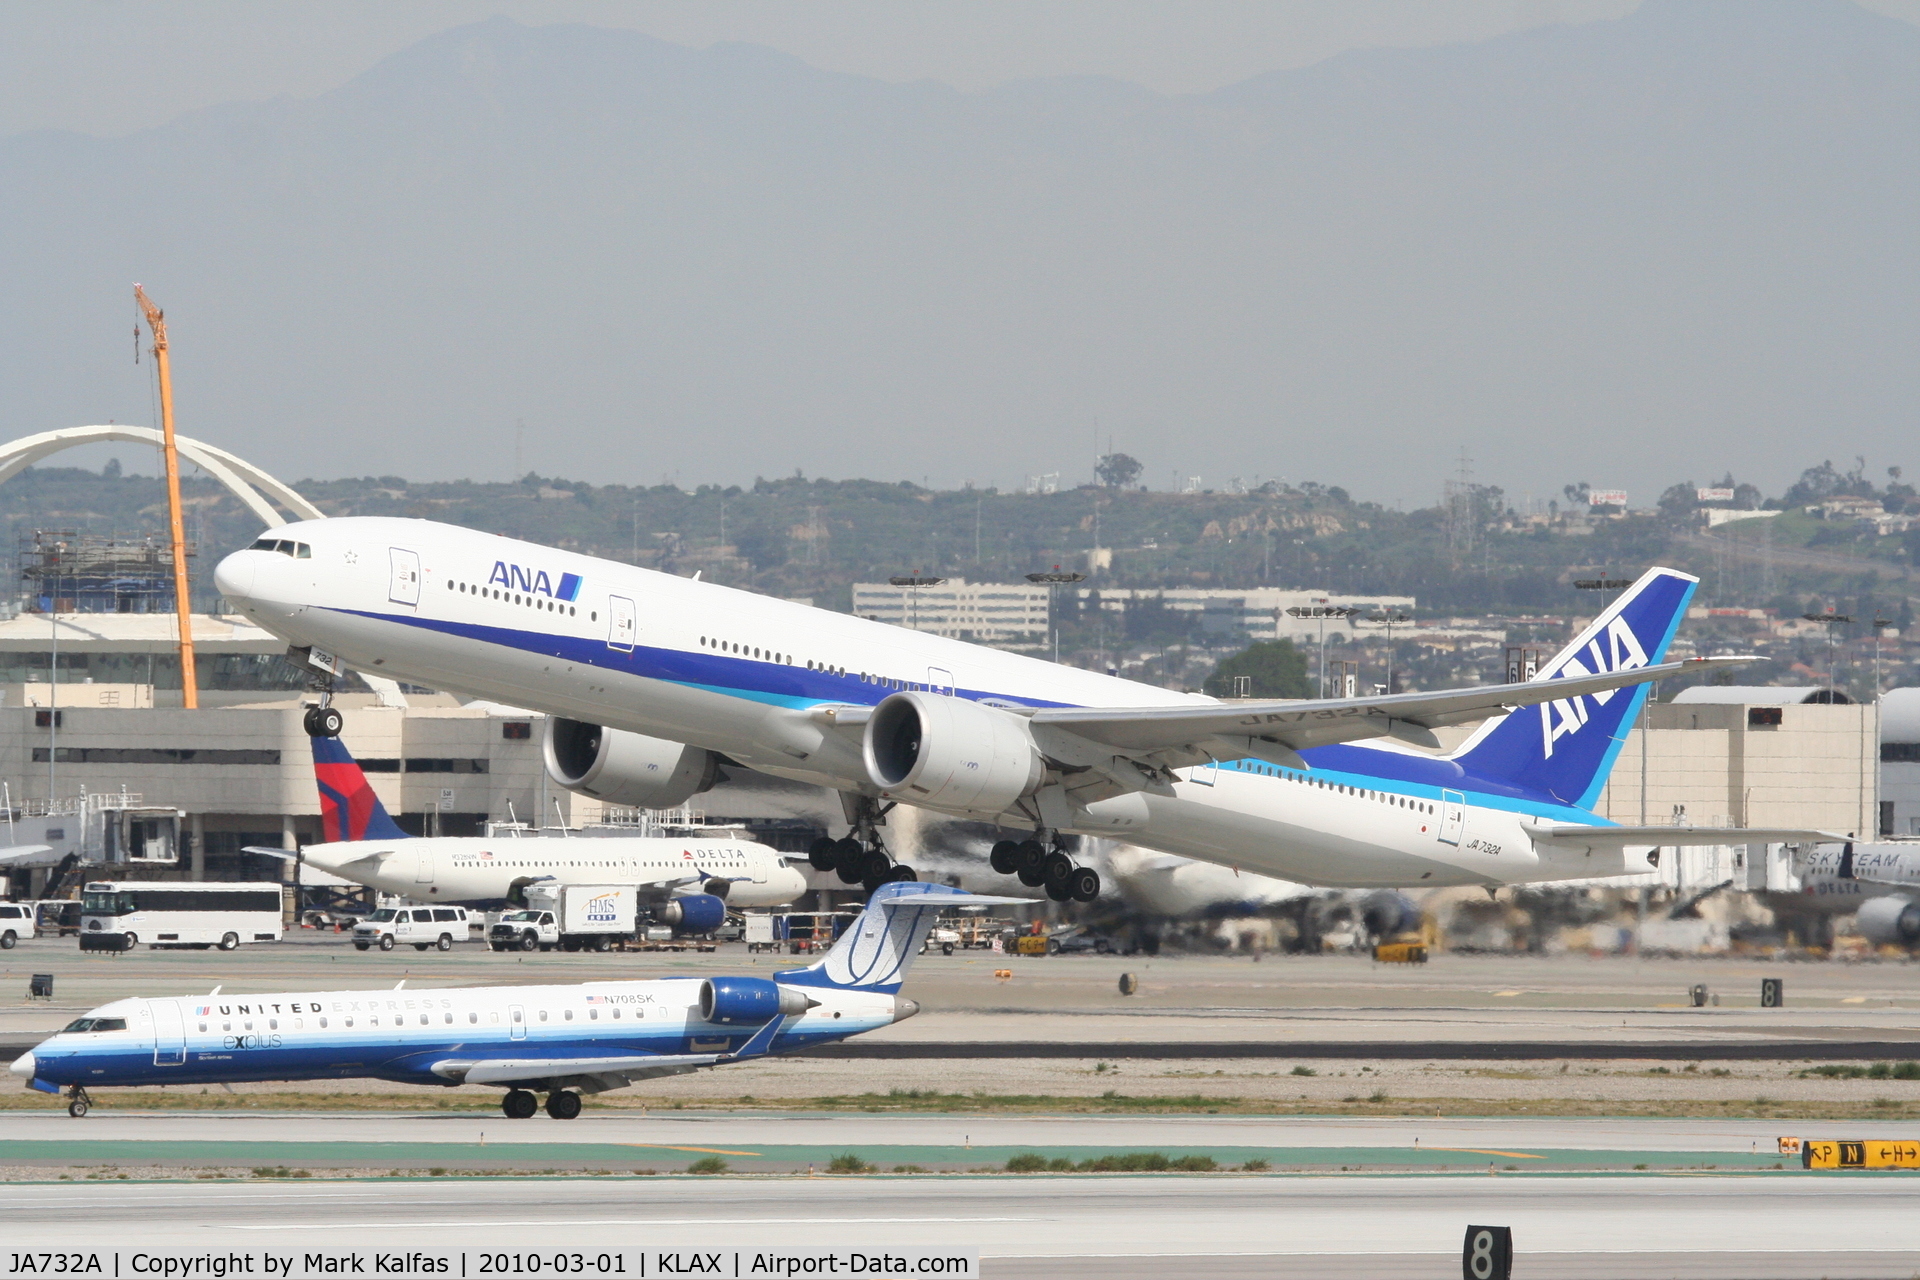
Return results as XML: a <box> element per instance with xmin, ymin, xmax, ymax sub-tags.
<box><xmin>0</xmin><ymin>1110</ymin><xmax>1884</xmax><ymax>1177</ymax></box>
<box><xmin>4</xmin><ymin>1169</ymin><xmax>1919</xmax><ymax>1279</ymax></box>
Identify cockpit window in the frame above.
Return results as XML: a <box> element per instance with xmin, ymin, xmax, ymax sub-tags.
<box><xmin>60</xmin><ymin>1017</ymin><xmax>127</xmax><ymax>1034</ymax></box>
<box><xmin>246</xmin><ymin>538</ymin><xmax>311</xmax><ymax>559</ymax></box>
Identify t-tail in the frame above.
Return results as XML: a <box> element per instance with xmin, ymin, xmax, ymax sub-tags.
<box><xmin>777</xmin><ymin>881</ymin><xmax>1025</xmax><ymax>994</ymax></box>
<box><xmin>1447</xmin><ymin>566</ymin><xmax>1699</xmax><ymax>810</ymax></box>
<box><xmin>311</xmin><ymin>736</ymin><xmax>412</xmax><ymax>842</ymax></box>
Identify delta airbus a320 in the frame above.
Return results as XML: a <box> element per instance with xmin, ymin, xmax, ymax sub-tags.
<box><xmin>213</xmin><ymin>522</ymin><xmax>1834</xmax><ymax>899</ymax></box>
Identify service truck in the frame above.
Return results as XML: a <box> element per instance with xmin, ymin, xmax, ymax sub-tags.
<box><xmin>489</xmin><ymin>883</ymin><xmax>636</xmax><ymax>952</ymax></box>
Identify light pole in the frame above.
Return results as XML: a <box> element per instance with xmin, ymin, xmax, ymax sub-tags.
<box><xmin>1359</xmin><ymin>612</ymin><xmax>1411</xmax><ymax>694</ymax></box>
<box><xmin>1802</xmin><ymin>610</ymin><xmax>1853</xmax><ymax>701</ymax></box>
<box><xmin>1873</xmin><ymin>617</ymin><xmax>1893</xmax><ymax>700</ymax></box>
<box><xmin>1025</xmin><ymin>568</ymin><xmax>1086</xmax><ymax>664</ymax></box>
<box><xmin>888</xmin><ymin>573</ymin><xmax>946</xmax><ymax>633</ymax></box>
<box><xmin>1285</xmin><ymin>605</ymin><xmax>1359</xmax><ymax>697</ymax></box>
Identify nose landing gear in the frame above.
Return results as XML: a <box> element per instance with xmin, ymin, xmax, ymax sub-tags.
<box><xmin>66</xmin><ymin>1086</ymin><xmax>91</xmax><ymax>1118</ymax></box>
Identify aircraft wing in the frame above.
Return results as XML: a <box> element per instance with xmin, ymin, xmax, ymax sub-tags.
<box><xmin>1521</xmin><ymin>824</ymin><xmax>1845</xmax><ymax>846</ymax></box>
<box><xmin>439</xmin><ymin>1053</ymin><xmax>723</xmax><ymax>1088</ymax></box>
<box><xmin>0</xmin><ymin>844</ymin><xmax>52</xmax><ymax>866</ymax></box>
<box><xmin>1027</xmin><ymin>655</ymin><xmax>1749</xmax><ymax>764</ymax></box>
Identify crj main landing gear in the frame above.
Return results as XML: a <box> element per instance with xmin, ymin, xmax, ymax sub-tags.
<box><xmin>991</xmin><ymin>834</ymin><xmax>1100</xmax><ymax>903</ymax></box>
<box><xmin>501</xmin><ymin>1088</ymin><xmax>581</xmax><ymax>1120</ymax></box>
<box><xmin>810</xmin><ymin>795</ymin><xmax>918</xmax><ymax>894</ymax></box>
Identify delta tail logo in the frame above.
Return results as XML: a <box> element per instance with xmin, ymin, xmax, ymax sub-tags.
<box><xmin>489</xmin><ymin>561</ymin><xmax>581</xmax><ymax>602</ymax></box>
<box><xmin>1538</xmin><ymin>616</ymin><xmax>1650</xmax><ymax>759</ymax></box>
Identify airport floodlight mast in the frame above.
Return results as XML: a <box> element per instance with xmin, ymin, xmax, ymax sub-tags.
<box><xmin>1359</xmin><ymin>611</ymin><xmax>1413</xmax><ymax>695</ymax></box>
<box><xmin>133</xmin><ymin>285</ymin><xmax>198</xmax><ymax>710</ymax></box>
<box><xmin>1801</xmin><ymin>610</ymin><xmax>1854</xmax><ymax>702</ymax></box>
<box><xmin>1285</xmin><ymin>605</ymin><xmax>1359</xmax><ymax>698</ymax></box>
<box><xmin>1025</xmin><ymin>567</ymin><xmax>1086</xmax><ymax>664</ymax></box>
<box><xmin>888</xmin><ymin>572</ymin><xmax>946</xmax><ymax>632</ymax></box>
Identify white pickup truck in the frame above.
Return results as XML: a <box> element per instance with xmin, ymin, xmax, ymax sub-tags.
<box><xmin>489</xmin><ymin>884</ymin><xmax>637</xmax><ymax>952</ymax></box>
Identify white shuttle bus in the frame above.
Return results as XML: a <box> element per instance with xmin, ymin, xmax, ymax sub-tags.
<box><xmin>79</xmin><ymin>881</ymin><xmax>285</xmax><ymax>952</ymax></box>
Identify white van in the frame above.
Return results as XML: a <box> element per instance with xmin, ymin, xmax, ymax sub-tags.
<box><xmin>352</xmin><ymin>905</ymin><xmax>471</xmax><ymax>952</ymax></box>
<box><xmin>0</xmin><ymin>902</ymin><xmax>35</xmax><ymax>947</ymax></box>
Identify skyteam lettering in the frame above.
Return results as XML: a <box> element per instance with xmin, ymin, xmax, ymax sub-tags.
<box><xmin>1538</xmin><ymin>615</ymin><xmax>1650</xmax><ymax>759</ymax></box>
<box><xmin>487</xmin><ymin>562</ymin><xmax>582</xmax><ymax>602</ymax></box>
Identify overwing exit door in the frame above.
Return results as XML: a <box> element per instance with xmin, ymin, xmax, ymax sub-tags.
<box><xmin>388</xmin><ymin>548</ymin><xmax>422</xmax><ymax>607</ymax></box>
<box><xmin>1438</xmin><ymin>789</ymin><xmax>1467</xmax><ymax>846</ymax></box>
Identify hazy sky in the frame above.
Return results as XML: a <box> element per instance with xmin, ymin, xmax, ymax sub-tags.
<box><xmin>1</xmin><ymin>1</ymin><xmax>1713</xmax><ymax>136</ymax></box>
<box><xmin>6</xmin><ymin>1</ymin><xmax>1919</xmax><ymax>506</ymax></box>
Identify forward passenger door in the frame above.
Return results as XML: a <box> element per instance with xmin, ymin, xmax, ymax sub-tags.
<box><xmin>388</xmin><ymin>548</ymin><xmax>422</xmax><ymax>608</ymax></box>
<box><xmin>607</xmin><ymin>595</ymin><xmax>636</xmax><ymax>652</ymax></box>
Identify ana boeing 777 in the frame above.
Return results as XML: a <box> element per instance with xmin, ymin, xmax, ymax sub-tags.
<box><xmin>213</xmin><ymin>520</ymin><xmax>1835</xmax><ymax>899</ymax></box>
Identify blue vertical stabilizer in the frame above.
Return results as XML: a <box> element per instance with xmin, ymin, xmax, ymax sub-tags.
<box><xmin>1449</xmin><ymin>567</ymin><xmax>1699</xmax><ymax>810</ymax></box>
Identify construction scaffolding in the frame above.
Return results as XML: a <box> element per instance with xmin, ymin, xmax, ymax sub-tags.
<box><xmin>19</xmin><ymin>530</ymin><xmax>195</xmax><ymax>614</ymax></box>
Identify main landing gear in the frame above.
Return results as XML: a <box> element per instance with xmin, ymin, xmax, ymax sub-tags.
<box><xmin>990</xmin><ymin>835</ymin><xmax>1100</xmax><ymax>903</ymax></box>
<box><xmin>809</xmin><ymin>794</ymin><xmax>917</xmax><ymax>894</ymax></box>
<box><xmin>501</xmin><ymin>1088</ymin><xmax>580</xmax><ymax>1120</ymax></box>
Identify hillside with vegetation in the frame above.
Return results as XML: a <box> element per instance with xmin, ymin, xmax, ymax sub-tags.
<box><xmin>1</xmin><ymin>455</ymin><xmax>1913</xmax><ymax>696</ymax></box>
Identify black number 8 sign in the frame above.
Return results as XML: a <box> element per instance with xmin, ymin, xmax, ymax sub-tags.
<box><xmin>1463</xmin><ymin>1225</ymin><xmax>1513</xmax><ymax>1280</ymax></box>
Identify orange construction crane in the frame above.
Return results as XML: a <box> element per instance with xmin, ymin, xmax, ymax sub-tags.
<box><xmin>133</xmin><ymin>284</ymin><xmax>198</xmax><ymax>710</ymax></box>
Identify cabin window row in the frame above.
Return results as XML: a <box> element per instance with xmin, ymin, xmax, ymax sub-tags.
<box><xmin>698</xmin><ymin>636</ymin><xmax>799</xmax><ymax>665</ymax></box>
<box><xmin>1240</xmin><ymin>761</ymin><xmax>1435</xmax><ymax>815</ymax></box>
<box><xmin>448</xmin><ymin>579</ymin><xmax>581</xmax><ymax>618</ymax></box>
<box><xmin>194</xmin><ymin>1004</ymin><xmax>644</xmax><ymax>1033</ymax></box>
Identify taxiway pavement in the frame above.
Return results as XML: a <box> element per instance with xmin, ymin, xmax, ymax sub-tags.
<box><xmin>3</xmin><ymin>1169</ymin><xmax>1918</xmax><ymax>1279</ymax></box>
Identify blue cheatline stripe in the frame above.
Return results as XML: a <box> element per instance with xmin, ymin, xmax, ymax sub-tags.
<box><xmin>1218</xmin><ymin>758</ymin><xmax>1605</xmax><ymax>826</ymax></box>
<box><xmin>331</xmin><ymin>608</ymin><xmax>1622</xmax><ymax>819</ymax></box>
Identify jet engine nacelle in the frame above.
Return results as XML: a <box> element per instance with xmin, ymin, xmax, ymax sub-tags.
<box><xmin>656</xmin><ymin>893</ymin><xmax>727</xmax><ymax>934</ymax></box>
<box><xmin>1855</xmin><ymin>895</ymin><xmax>1920</xmax><ymax>946</ymax></box>
<box><xmin>699</xmin><ymin>976</ymin><xmax>814</xmax><ymax>1025</ymax></box>
<box><xmin>862</xmin><ymin>691</ymin><xmax>1044</xmax><ymax>815</ymax></box>
<box><xmin>543</xmin><ymin>718</ymin><xmax>720</xmax><ymax>809</ymax></box>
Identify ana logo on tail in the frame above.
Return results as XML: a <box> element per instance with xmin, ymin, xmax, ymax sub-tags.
<box><xmin>1539</xmin><ymin>616</ymin><xmax>1650</xmax><ymax>759</ymax></box>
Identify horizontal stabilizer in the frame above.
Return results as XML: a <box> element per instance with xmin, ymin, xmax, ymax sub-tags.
<box><xmin>877</xmin><ymin>892</ymin><xmax>1031</xmax><ymax>907</ymax></box>
<box><xmin>1524</xmin><ymin>823</ymin><xmax>1845</xmax><ymax>846</ymax></box>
